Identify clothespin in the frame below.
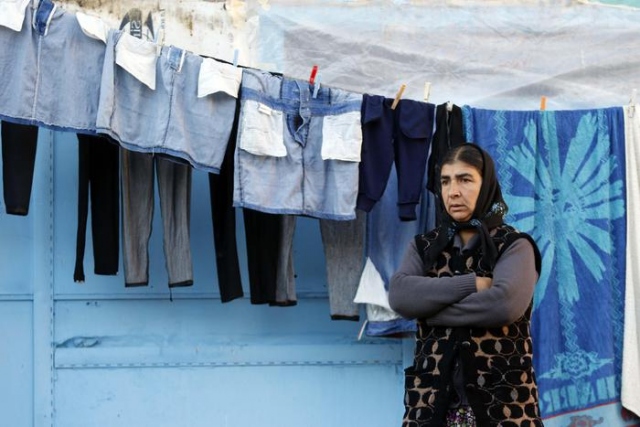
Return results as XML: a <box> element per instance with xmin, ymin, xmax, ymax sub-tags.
<box><xmin>312</xmin><ymin>73</ymin><xmax>322</xmax><ymax>98</ymax></box>
<box><xmin>309</xmin><ymin>65</ymin><xmax>319</xmax><ymax>85</ymax></box>
<box><xmin>391</xmin><ymin>83</ymin><xmax>406</xmax><ymax>110</ymax></box>
<box><xmin>423</xmin><ymin>82</ymin><xmax>431</xmax><ymax>102</ymax></box>
<box><xmin>233</xmin><ymin>49</ymin><xmax>239</xmax><ymax>67</ymax></box>
<box><xmin>628</xmin><ymin>88</ymin><xmax>637</xmax><ymax>118</ymax></box>
<box><xmin>540</xmin><ymin>96</ymin><xmax>547</xmax><ymax>111</ymax></box>
<box><xmin>446</xmin><ymin>101</ymin><xmax>453</xmax><ymax>112</ymax></box>
<box><xmin>357</xmin><ymin>320</ymin><xmax>369</xmax><ymax>341</ymax></box>
<box><xmin>155</xmin><ymin>9</ymin><xmax>166</xmax><ymax>56</ymax></box>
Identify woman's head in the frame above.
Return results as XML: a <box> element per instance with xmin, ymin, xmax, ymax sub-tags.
<box><xmin>439</xmin><ymin>144</ymin><xmax>507</xmax><ymax>224</ymax></box>
<box><xmin>440</xmin><ymin>149</ymin><xmax>483</xmax><ymax>222</ymax></box>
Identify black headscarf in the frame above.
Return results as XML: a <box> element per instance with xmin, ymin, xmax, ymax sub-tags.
<box><xmin>422</xmin><ymin>143</ymin><xmax>508</xmax><ymax>271</ymax></box>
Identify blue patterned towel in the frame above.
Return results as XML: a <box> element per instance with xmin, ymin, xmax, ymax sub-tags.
<box><xmin>464</xmin><ymin>106</ymin><xmax>637</xmax><ymax>426</ymax></box>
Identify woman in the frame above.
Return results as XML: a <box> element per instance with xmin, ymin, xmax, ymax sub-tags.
<box><xmin>389</xmin><ymin>143</ymin><xmax>543</xmax><ymax>427</ymax></box>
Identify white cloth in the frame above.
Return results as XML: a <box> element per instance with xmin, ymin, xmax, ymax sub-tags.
<box><xmin>321</xmin><ymin>110</ymin><xmax>363</xmax><ymax>162</ymax></box>
<box><xmin>198</xmin><ymin>58</ymin><xmax>242</xmax><ymax>99</ymax></box>
<box><xmin>115</xmin><ymin>32</ymin><xmax>158</xmax><ymax>90</ymax></box>
<box><xmin>238</xmin><ymin>99</ymin><xmax>287</xmax><ymax>157</ymax></box>
<box><xmin>622</xmin><ymin>104</ymin><xmax>640</xmax><ymax>418</ymax></box>
<box><xmin>353</xmin><ymin>257</ymin><xmax>401</xmax><ymax>322</ymax></box>
<box><xmin>75</xmin><ymin>11</ymin><xmax>110</xmax><ymax>44</ymax></box>
<box><xmin>0</xmin><ymin>0</ymin><xmax>30</xmax><ymax>31</ymax></box>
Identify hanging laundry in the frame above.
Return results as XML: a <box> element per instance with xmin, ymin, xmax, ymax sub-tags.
<box><xmin>208</xmin><ymin>101</ymin><xmax>244</xmax><ymax>303</ymax></box>
<box><xmin>121</xmin><ymin>150</ymin><xmax>193</xmax><ymax>289</ymax></box>
<box><xmin>1</xmin><ymin>121</ymin><xmax>38</xmax><ymax>216</ymax></box>
<box><xmin>96</xmin><ymin>30</ymin><xmax>242</xmax><ymax>174</ymax></box>
<box><xmin>242</xmin><ymin>209</ymin><xmax>285</xmax><ymax>305</ymax></box>
<box><xmin>0</xmin><ymin>0</ymin><xmax>106</xmax><ymax>134</ymax></box>
<box><xmin>233</xmin><ymin>68</ymin><xmax>363</xmax><ymax>220</ymax></box>
<box><xmin>426</xmin><ymin>102</ymin><xmax>465</xmax><ymax>195</ymax></box>
<box><xmin>73</xmin><ymin>134</ymin><xmax>119</xmax><ymax>283</ymax></box>
<box><xmin>0</xmin><ymin>0</ymin><xmax>30</xmax><ymax>32</ymax></box>
<box><xmin>233</xmin><ymin>68</ymin><xmax>366</xmax><ymax>313</ymax></box>
<box><xmin>319</xmin><ymin>210</ymin><xmax>366</xmax><ymax>321</ymax></box>
<box><xmin>358</xmin><ymin>95</ymin><xmax>435</xmax><ymax>221</ymax></box>
<box><xmin>354</xmin><ymin>162</ymin><xmax>434</xmax><ymax>337</ymax></box>
<box><xmin>464</xmin><ymin>105</ymin><xmax>627</xmax><ymax>426</ymax></box>
<box><xmin>622</xmin><ymin>104</ymin><xmax>640</xmax><ymax>420</ymax></box>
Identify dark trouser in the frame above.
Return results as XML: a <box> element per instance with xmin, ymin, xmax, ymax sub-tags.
<box><xmin>270</xmin><ymin>213</ymin><xmax>365</xmax><ymax>318</ymax></box>
<box><xmin>2</xmin><ymin>121</ymin><xmax>38</xmax><ymax>216</ymax></box>
<box><xmin>320</xmin><ymin>211</ymin><xmax>365</xmax><ymax>320</ymax></box>
<box><xmin>121</xmin><ymin>150</ymin><xmax>193</xmax><ymax>288</ymax></box>
<box><xmin>358</xmin><ymin>96</ymin><xmax>435</xmax><ymax>221</ymax></box>
<box><xmin>74</xmin><ymin>134</ymin><xmax>120</xmax><ymax>282</ymax></box>
<box><xmin>208</xmin><ymin>100</ymin><xmax>244</xmax><ymax>303</ymax></box>
<box><xmin>243</xmin><ymin>209</ymin><xmax>283</xmax><ymax>304</ymax></box>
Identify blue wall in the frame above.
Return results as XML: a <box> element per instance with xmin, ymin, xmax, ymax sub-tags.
<box><xmin>0</xmin><ymin>129</ymin><xmax>408</xmax><ymax>427</ymax></box>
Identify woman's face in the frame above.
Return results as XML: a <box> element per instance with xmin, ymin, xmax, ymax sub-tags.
<box><xmin>440</xmin><ymin>160</ymin><xmax>483</xmax><ymax>222</ymax></box>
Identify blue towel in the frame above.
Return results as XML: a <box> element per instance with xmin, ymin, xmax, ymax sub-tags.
<box><xmin>464</xmin><ymin>106</ymin><xmax>634</xmax><ymax>425</ymax></box>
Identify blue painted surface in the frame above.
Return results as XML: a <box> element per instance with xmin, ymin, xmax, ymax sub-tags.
<box><xmin>0</xmin><ymin>130</ymin><xmax>406</xmax><ymax>427</ymax></box>
<box><xmin>0</xmin><ymin>302</ymin><xmax>33</xmax><ymax>427</ymax></box>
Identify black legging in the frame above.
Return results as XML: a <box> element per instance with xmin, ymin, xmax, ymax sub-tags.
<box><xmin>208</xmin><ymin>99</ymin><xmax>244</xmax><ymax>302</ymax></box>
<box><xmin>74</xmin><ymin>134</ymin><xmax>120</xmax><ymax>282</ymax></box>
<box><xmin>2</xmin><ymin>121</ymin><xmax>38</xmax><ymax>216</ymax></box>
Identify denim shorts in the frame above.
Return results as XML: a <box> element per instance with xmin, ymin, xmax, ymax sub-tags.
<box><xmin>234</xmin><ymin>69</ymin><xmax>363</xmax><ymax>220</ymax></box>
<box><xmin>97</xmin><ymin>30</ymin><xmax>241</xmax><ymax>174</ymax></box>
<box><xmin>0</xmin><ymin>0</ymin><xmax>106</xmax><ymax>133</ymax></box>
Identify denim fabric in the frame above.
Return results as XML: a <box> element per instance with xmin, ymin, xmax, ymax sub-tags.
<box><xmin>358</xmin><ymin>95</ymin><xmax>435</xmax><ymax>221</ymax></box>
<box><xmin>355</xmin><ymin>162</ymin><xmax>432</xmax><ymax>336</ymax></box>
<box><xmin>234</xmin><ymin>69</ymin><xmax>363</xmax><ymax>220</ymax></box>
<box><xmin>97</xmin><ymin>31</ymin><xmax>240</xmax><ymax>174</ymax></box>
<box><xmin>0</xmin><ymin>0</ymin><xmax>106</xmax><ymax>133</ymax></box>
<box><xmin>121</xmin><ymin>150</ymin><xmax>193</xmax><ymax>288</ymax></box>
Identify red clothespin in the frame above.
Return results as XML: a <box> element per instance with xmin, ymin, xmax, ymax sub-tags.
<box><xmin>540</xmin><ymin>96</ymin><xmax>547</xmax><ymax>111</ymax></box>
<box><xmin>309</xmin><ymin>65</ymin><xmax>319</xmax><ymax>85</ymax></box>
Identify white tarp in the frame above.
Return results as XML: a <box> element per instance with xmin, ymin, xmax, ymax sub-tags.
<box><xmin>60</xmin><ymin>0</ymin><xmax>640</xmax><ymax>110</ymax></box>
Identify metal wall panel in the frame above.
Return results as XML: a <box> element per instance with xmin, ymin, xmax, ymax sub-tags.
<box><xmin>0</xmin><ymin>302</ymin><xmax>33</xmax><ymax>427</ymax></box>
<box><xmin>54</xmin><ymin>365</ymin><xmax>402</xmax><ymax>427</ymax></box>
<box><xmin>0</xmin><ymin>130</ymin><xmax>406</xmax><ymax>426</ymax></box>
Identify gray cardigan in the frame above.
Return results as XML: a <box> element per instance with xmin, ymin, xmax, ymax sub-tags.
<box><xmin>388</xmin><ymin>234</ymin><xmax>538</xmax><ymax>327</ymax></box>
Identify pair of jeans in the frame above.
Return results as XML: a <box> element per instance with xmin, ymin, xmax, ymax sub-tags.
<box><xmin>234</xmin><ymin>69</ymin><xmax>363</xmax><ymax>220</ymax></box>
<box><xmin>97</xmin><ymin>30</ymin><xmax>241</xmax><ymax>173</ymax></box>
<box><xmin>74</xmin><ymin>134</ymin><xmax>120</xmax><ymax>282</ymax></box>
<box><xmin>1</xmin><ymin>121</ymin><xmax>38</xmax><ymax>215</ymax></box>
<box><xmin>121</xmin><ymin>150</ymin><xmax>193</xmax><ymax>288</ymax></box>
<box><xmin>0</xmin><ymin>0</ymin><xmax>106</xmax><ymax>133</ymax></box>
<box><xmin>358</xmin><ymin>95</ymin><xmax>435</xmax><ymax>221</ymax></box>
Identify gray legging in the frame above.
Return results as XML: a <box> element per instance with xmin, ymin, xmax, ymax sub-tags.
<box><xmin>121</xmin><ymin>149</ymin><xmax>193</xmax><ymax>288</ymax></box>
<box><xmin>273</xmin><ymin>211</ymin><xmax>365</xmax><ymax>320</ymax></box>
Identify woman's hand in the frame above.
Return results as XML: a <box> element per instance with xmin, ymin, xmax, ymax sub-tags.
<box><xmin>476</xmin><ymin>276</ymin><xmax>493</xmax><ymax>292</ymax></box>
